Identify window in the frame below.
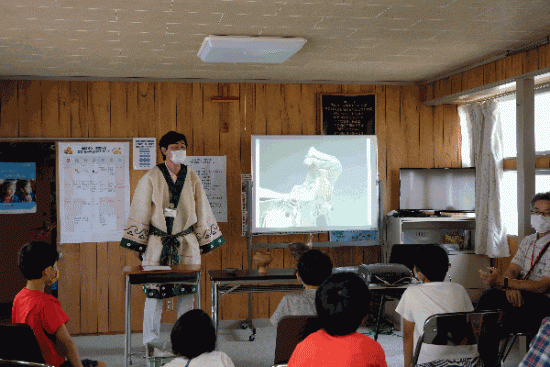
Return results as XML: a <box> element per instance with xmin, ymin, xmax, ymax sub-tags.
<box><xmin>498</xmin><ymin>88</ymin><xmax>550</xmax><ymax>235</ymax></box>
<box><xmin>501</xmin><ymin>171</ymin><xmax>550</xmax><ymax>235</ymax></box>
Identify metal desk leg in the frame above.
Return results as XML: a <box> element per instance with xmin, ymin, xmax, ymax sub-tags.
<box><xmin>212</xmin><ymin>280</ymin><xmax>218</xmax><ymax>337</ymax></box>
<box><xmin>124</xmin><ymin>274</ymin><xmax>131</xmax><ymax>367</ymax></box>
<box><xmin>196</xmin><ymin>275</ymin><xmax>201</xmax><ymax>310</ymax></box>
<box><xmin>374</xmin><ymin>294</ymin><xmax>386</xmax><ymax>341</ymax></box>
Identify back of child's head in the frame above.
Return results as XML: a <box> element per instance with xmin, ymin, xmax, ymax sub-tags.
<box><xmin>297</xmin><ymin>249</ymin><xmax>333</xmax><ymax>287</ymax></box>
<box><xmin>315</xmin><ymin>272</ymin><xmax>370</xmax><ymax>336</ymax></box>
<box><xmin>18</xmin><ymin>241</ymin><xmax>59</xmax><ymax>280</ymax></box>
<box><xmin>171</xmin><ymin>309</ymin><xmax>216</xmax><ymax>359</ymax></box>
<box><xmin>413</xmin><ymin>244</ymin><xmax>449</xmax><ymax>282</ymax></box>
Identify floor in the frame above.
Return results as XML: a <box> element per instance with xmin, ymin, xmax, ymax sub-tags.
<box><xmin>72</xmin><ymin>318</ymin><xmax>527</xmax><ymax>367</ymax></box>
<box><xmin>73</xmin><ymin>319</ymin><xmax>405</xmax><ymax>367</ymax></box>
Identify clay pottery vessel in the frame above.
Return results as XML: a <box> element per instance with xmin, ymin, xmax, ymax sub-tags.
<box><xmin>253</xmin><ymin>250</ymin><xmax>273</xmax><ymax>275</ymax></box>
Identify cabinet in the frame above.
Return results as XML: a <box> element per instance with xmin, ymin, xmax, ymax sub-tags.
<box><xmin>385</xmin><ymin>215</ymin><xmax>488</xmax><ymax>302</ymax></box>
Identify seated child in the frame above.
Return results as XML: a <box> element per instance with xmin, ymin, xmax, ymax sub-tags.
<box><xmin>163</xmin><ymin>309</ymin><xmax>234</xmax><ymax>367</ymax></box>
<box><xmin>395</xmin><ymin>244</ymin><xmax>479</xmax><ymax>367</ymax></box>
<box><xmin>287</xmin><ymin>272</ymin><xmax>387</xmax><ymax>367</ymax></box>
<box><xmin>12</xmin><ymin>241</ymin><xmax>106</xmax><ymax>367</ymax></box>
<box><xmin>270</xmin><ymin>249</ymin><xmax>333</xmax><ymax>326</ymax></box>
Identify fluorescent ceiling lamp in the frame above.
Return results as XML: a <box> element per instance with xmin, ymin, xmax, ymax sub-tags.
<box><xmin>197</xmin><ymin>35</ymin><xmax>307</xmax><ymax>64</ymax></box>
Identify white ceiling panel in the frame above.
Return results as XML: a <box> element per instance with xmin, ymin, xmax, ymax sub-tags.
<box><xmin>0</xmin><ymin>0</ymin><xmax>549</xmax><ymax>83</ymax></box>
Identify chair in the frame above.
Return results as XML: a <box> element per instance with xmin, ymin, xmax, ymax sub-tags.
<box><xmin>0</xmin><ymin>324</ymin><xmax>47</xmax><ymax>364</ymax></box>
<box><xmin>0</xmin><ymin>359</ymin><xmax>53</xmax><ymax>367</ymax></box>
<box><xmin>411</xmin><ymin>310</ymin><xmax>505</xmax><ymax>367</ymax></box>
<box><xmin>273</xmin><ymin>315</ymin><xmax>321</xmax><ymax>366</ymax></box>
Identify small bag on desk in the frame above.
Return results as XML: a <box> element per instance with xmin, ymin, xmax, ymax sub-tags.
<box><xmin>359</xmin><ymin>263</ymin><xmax>413</xmax><ymax>286</ymax></box>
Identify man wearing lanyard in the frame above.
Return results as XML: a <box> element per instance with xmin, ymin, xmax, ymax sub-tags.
<box><xmin>477</xmin><ymin>192</ymin><xmax>550</xmax><ymax>364</ymax></box>
<box><xmin>120</xmin><ymin>131</ymin><xmax>225</xmax><ymax>354</ymax></box>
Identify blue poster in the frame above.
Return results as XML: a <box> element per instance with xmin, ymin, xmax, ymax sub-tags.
<box><xmin>330</xmin><ymin>230</ymin><xmax>379</xmax><ymax>245</ymax></box>
<box><xmin>0</xmin><ymin>162</ymin><xmax>37</xmax><ymax>214</ymax></box>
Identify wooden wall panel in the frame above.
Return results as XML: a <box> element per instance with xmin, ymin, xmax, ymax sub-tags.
<box><xmin>425</xmin><ymin>42</ymin><xmax>550</xmax><ymax>103</ymax></box>
<box><xmin>59</xmin><ymin>244</ymin><xmax>81</xmax><ymax>335</ymax></box>
<box><xmin>0</xmin><ymin>78</ymin><xmax>465</xmax><ymax>335</ymax></box>
<box><xmin>0</xmin><ymin>81</ymin><xmax>18</xmax><ymax>137</ymax></box>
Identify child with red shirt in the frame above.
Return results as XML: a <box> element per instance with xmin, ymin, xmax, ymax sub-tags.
<box><xmin>12</xmin><ymin>241</ymin><xmax>106</xmax><ymax>367</ymax></box>
<box><xmin>287</xmin><ymin>272</ymin><xmax>387</xmax><ymax>367</ymax></box>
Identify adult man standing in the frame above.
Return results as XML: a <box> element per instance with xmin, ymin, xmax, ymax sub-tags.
<box><xmin>120</xmin><ymin>131</ymin><xmax>225</xmax><ymax>351</ymax></box>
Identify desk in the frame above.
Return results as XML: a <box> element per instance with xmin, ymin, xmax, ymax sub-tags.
<box><xmin>208</xmin><ymin>268</ymin><xmax>304</xmax><ymax>340</ymax></box>
<box><xmin>123</xmin><ymin>265</ymin><xmax>202</xmax><ymax>367</ymax></box>
<box><xmin>368</xmin><ymin>283</ymin><xmax>410</xmax><ymax>341</ymax></box>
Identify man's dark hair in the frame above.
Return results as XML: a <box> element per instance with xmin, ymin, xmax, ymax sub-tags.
<box><xmin>18</xmin><ymin>241</ymin><xmax>59</xmax><ymax>280</ymax></box>
<box><xmin>297</xmin><ymin>249</ymin><xmax>333</xmax><ymax>287</ymax></box>
<box><xmin>413</xmin><ymin>244</ymin><xmax>449</xmax><ymax>282</ymax></box>
<box><xmin>315</xmin><ymin>272</ymin><xmax>370</xmax><ymax>336</ymax></box>
<box><xmin>531</xmin><ymin>192</ymin><xmax>550</xmax><ymax>209</ymax></box>
<box><xmin>159</xmin><ymin>131</ymin><xmax>187</xmax><ymax>160</ymax></box>
<box><xmin>171</xmin><ymin>309</ymin><xmax>216</xmax><ymax>359</ymax></box>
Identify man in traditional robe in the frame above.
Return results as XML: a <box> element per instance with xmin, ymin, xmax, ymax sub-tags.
<box><xmin>120</xmin><ymin>131</ymin><xmax>225</xmax><ymax>349</ymax></box>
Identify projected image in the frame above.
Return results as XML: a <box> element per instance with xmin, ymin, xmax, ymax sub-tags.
<box><xmin>257</xmin><ymin>147</ymin><xmax>342</xmax><ymax>228</ymax></box>
<box><xmin>252</xmin><ymin>135</ymin><xmax>378</xmax><ymax>234</ymax></box>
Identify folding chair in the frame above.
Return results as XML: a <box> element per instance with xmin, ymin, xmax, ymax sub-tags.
<box><xmin>0</xmin><ymin>324</ymin><xmax>46</xmax><ymax>364</ymax></box>
<box><xmin>273</xmin><ymin>315</ymin><xmax>321</xmax><ymax>366</ymax></box>
<box><xmin>411</xmin><ymin>310</ymin><xmax>505</xmax><ymax>367</ymax></box>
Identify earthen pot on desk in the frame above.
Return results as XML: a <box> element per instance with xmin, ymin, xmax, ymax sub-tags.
<box><xmin>253</xmin><ymin>250</ymin><xmax>273</xmax><ymax>275</ymax></box>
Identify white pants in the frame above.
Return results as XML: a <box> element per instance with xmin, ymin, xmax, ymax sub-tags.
<box><xmin>143</xmin><ymin>294</ymin><xmax>195</xmax><ymax>345</ymax></box>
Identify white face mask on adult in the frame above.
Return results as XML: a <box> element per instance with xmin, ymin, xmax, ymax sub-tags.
<box><xmin>531</xmin><ymin>215</ymin><xmax>550</xmax><ymax>234</ymax></box>
<box><xmin>169</xmin><ymin>150</ymin><xmax>186</xmax><ymax>165</ymax></box>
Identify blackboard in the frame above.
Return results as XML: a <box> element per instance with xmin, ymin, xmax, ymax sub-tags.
<box><xmin>320</xmin><ymin>94</ymin><xmax>375</xmax><ymax>135</ymax></box>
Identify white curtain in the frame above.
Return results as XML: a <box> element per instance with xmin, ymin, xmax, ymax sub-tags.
<box><xmin>459</xmin><ymin>101</ymin><xmax>509</xmax><ymax>258</ymax></box>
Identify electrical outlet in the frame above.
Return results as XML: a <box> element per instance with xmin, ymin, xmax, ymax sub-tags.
<box><xmin>166</xmin><ymin>299</ymin><xmax>173</xmax><ymax>311</ymax></box>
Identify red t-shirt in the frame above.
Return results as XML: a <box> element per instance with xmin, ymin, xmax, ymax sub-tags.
<box><xmin>287</xmin><ymin>329</ymin><xmax>388</xmax><ymax>367</ymax></box>
<box><xmin>12</xmin><ymin>288</ymin><xmax>70</xmax><ymax>367</ymax></box>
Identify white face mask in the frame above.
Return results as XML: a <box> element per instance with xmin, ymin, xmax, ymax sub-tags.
<box><xmin>531</xmin><ymin>215</ymin><xmax>550</xmax><ymax>234</ymax></box>
<box><xmin>169</xmin><ymin>150</ymin><xmax>186</xmax><ymax>165</ymax></box>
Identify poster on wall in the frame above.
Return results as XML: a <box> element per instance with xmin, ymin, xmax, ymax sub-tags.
<box><xmin>320</xmin><ymin>94</ymin><xmax>375</xmax><ymax>135</ymax></box>
<box><xmin>58</xmin><ymin>142</ymin><xmax>130</xmax><ymax>244</ymax></box>
<box><xmin>186</xmin><ymin>156</ymin><xmax>227</xmax><ymax>223</ymax></box>
<box><xmin>0</xmin><ymin>162</ymin><xmax>37</xmax><ymax>214</ymax></box>
<box><xmin>133</xmin><ymin>137</ymin><xmax>156</xmax><ymax>170</ymax></box>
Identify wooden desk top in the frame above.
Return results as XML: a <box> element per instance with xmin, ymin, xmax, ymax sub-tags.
<box><xmin>208</xmin><ymin>268</ymin><xmax>298</xmax><ymax>282</ymax></box>
<box><xmin>123</xmin><ymin>264</ymin><xmax>202</xmax><ymax>275</ymax></box>
<box><xmin>123</xmin><ymin>265</ymin><xmax>202</xmax><ymax>285</ymax></box>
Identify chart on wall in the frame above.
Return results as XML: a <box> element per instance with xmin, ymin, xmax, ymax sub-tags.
<box><xmin>58</xmin><ymin>142</ymin><xmax>130</xmax><ymax>244</ymax></box>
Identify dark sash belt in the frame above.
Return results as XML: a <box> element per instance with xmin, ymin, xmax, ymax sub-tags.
<box><xmin>150</xmin><ymin>225</ymin><xmax>193</xmax><ymax>265</ymax></box>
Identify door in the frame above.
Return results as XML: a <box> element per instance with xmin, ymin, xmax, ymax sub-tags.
<box><xmin>0</xmin><ymin>142</ymin><xmax>56</xmax><ymax>305</ymax></box>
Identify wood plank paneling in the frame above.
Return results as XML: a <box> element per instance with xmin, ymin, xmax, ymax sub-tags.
<box><xmin>96</xmin><ymin>242</ymin><xmax>109</xmax><ymax>334</ymax></box>
<box><xmin>0</xmin><ymin>81</ymin><xmax>18</xmax><ymax>137</ymax></box>
<box><xmin>425</xmin><ymin>42</ymin><xmax>550</xmax><ymax>103</ymax></box>
<box><xmin>59</xmin><ymin>243</ymin><xmax>81</xmax><ymax>335</ymax></box>
<box><xmin>1</xmin><ymin>79</ymin><xmax>463</xmax><ymax>334</ymax></box>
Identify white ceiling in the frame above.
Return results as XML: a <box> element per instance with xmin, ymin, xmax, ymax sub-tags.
<box><xmin>1</xmin><ymin>0</ymin><xmax>550</xmax><ymax>84</ymax></box>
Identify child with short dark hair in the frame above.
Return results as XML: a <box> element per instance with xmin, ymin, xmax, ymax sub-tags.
<box><xmin>287</xmin><ymin>272</ymin><xmax>387</xmax><ymax>367</ymax></box>
<box><xmin>12</xmin><ymin>241</ymin><xmax>106</xmax><ymax>367</ymax></box>
<box><xmin>163</xmin><ymin>309</ymin><xmax>234</xmax><ymax>367</ymax></box>
<box><xmin>395</xmin><ymin>244</ymin><xmax>478</xmax><ymax>367</ymax></box>
<box><xmin>270</xmin><ymin>249</ymin><xmax>333</xmax><ymax>326</ymax></box>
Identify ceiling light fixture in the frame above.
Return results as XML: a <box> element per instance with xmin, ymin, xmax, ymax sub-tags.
<box><xmin>197</xmin><ymin>35</ymin><xmax>307</xmax><ymax>63</ymax></box>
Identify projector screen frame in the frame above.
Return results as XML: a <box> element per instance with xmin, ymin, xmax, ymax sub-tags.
<box><xmin>250</xmin><ymin>135</ymin><xmax>380</xmax><ymax>236</ymax></box>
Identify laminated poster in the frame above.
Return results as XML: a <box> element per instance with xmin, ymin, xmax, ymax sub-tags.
<box><xmin>58</xmin><ymin>142</ymin><xmax>130</xmax><ymax>243</ymax></box>
<box><xmin>0</xmin><ymin>162</ymin><xmax>37</xmax><ymax>214</ymax></box>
